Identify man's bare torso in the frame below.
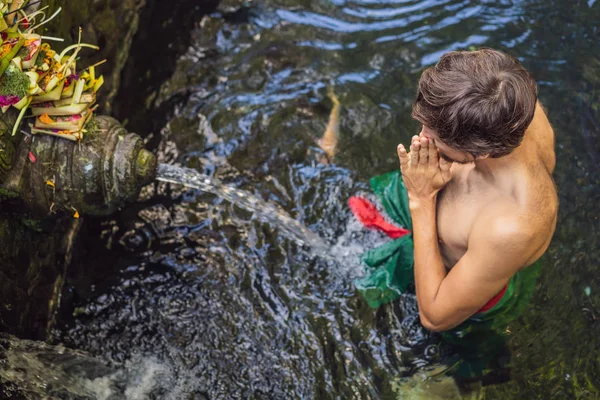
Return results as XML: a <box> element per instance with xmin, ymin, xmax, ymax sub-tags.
<box><xmin>315</xmin><ymin>93</ymin><xmax>558</xmax><ymax>273</ymax></box>
<box><xmin>436</xmin><ymin>103</ymin><xmax>558</xmax><ymax>270</ymax></box>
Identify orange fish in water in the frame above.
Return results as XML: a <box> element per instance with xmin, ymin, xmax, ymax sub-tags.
<box><xmin>317</xmin><ymin>87</ymin><xmax>341</xmax><ymax>162</ymax></box>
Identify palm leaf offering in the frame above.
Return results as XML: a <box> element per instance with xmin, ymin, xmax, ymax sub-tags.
<box><xmin>0</xmin><ymin>0</ymin><xmax>104</xmax><ymax>140</ymax></box>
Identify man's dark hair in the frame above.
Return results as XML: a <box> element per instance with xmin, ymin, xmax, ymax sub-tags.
<box><xmin>412</xmin><ymin>48</ymin><xmax>538</xmax><ymax>158</ymax></box>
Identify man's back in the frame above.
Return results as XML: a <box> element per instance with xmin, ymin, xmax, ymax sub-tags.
<box><xmin>436</xmin><ymin>102</ymin><xmax>558</xmax><ymax>270</ymax></box>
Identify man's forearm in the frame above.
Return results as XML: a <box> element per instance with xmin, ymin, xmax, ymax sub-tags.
<box><xmin>410</xmin><ymin>196</ymin><xmax>447</xmax><ymax>321</ymax></box>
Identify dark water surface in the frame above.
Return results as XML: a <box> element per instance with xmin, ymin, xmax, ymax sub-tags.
<box><xmin>45</xmin><ymin>0</ymin><xmax>600</xmax><ymax>398</ymax></box>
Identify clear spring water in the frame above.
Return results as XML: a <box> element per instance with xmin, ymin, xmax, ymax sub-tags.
<box><xmin>4</xmin><ymin>0</ymin><xmax>599</xmax><ymax>398</ymax></box>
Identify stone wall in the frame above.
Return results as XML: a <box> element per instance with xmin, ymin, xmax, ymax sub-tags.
<box><xmin>43</xmin><ymin>0</ymin><xmax>147</xmax><ymax>114</ymax></box>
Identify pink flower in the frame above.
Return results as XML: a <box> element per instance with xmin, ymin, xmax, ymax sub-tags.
<box><xmin>0</xmin><ymin>95</ymin><xmax>20</xmax><ymax>107</ymax></box>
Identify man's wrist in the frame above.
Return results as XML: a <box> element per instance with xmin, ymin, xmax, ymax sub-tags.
<box><xmin>408</xmin><ymin>193</ymin><xmax>438</xmax><ymax>212</ymax></box>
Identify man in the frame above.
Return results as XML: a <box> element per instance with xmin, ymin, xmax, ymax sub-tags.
<box><xmin>398</xmin><ymin>48</ymin><xmax>557</xmax><ymax>332</ymax></box>
<box><xmin>345</xmin><ymin>48</ymin><xmax>557</xmax><ymax>336</ymax></box>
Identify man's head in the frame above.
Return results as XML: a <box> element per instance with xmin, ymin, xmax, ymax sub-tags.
<box><xmin>412</xmin><ymin>48</ymin><xmax>538</xmax><ymax>162</ymax></box>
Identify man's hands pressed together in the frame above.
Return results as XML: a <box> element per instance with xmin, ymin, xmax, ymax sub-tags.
<box><xmin>397</xmin><ymin>135</ymin><xmax>453</xmax><ymax>207</ymax></box>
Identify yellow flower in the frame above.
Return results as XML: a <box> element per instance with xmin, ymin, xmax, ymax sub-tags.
<box><xmin>39</xmin><ymin>113</ymin><xmax>54</xmax><ymax>124</ymax></box>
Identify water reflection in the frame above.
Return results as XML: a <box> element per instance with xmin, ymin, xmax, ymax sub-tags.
<box><xmin>47</xmin><ymin>0</ymin><xmax>600</xmax><ymax>398</ymax></box>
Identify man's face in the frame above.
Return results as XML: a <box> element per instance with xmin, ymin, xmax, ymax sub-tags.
<box><xmin>419</xmin><ymin>125</ymin><xmax>476</xmax><ymax>165</ymax></box>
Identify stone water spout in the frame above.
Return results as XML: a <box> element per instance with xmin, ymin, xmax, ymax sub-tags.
<box><xmin>0</xmin><ymin>111</ymin><xmax>157</xmax><ymax>217</ymax></box>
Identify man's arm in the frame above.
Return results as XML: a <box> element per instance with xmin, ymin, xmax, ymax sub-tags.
<box><xmin>411</xmin><ymin>200</ymin><xmax>535</xmax><ymax>332</ymax></box>
<box><xmin>397</xmin><ymin>135</ymin><xmax>538</xmax><ymax>332</ymax></box>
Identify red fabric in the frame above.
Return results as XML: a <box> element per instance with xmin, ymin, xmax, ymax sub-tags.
<box><xmin>348</xmin><ymin>196</ymin><xmax>410</xmax><ymax>239</ymax></box>
<box><xmin>477</xmin><ymin>284</ymin><xmax>508</xmax><ymax>313</ymax></box>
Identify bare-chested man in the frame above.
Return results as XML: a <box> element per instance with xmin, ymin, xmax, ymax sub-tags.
<box><xmin>397</xmin><ymin>48</ymin><xmax>558</xmax><ymax>332</ymax></box>
<box><xmin>318</xmin><ymin>48</ymin><xmax>557</xmax><ymax>335</ymax></box>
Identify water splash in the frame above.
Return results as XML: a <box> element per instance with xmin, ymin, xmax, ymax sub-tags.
<box><xmin>156</xmin><ymin>163</ymin><xmax>328</xmax><ymax>252</ymax></box>
<box><xmin>0</xmin><ymin>333</ymin><xmax>197</xmax><ymax>400</ymax></box>
<box><xmin>0</xmin><ymin>333</ymin><xmax>114</xmax><ymax>399</ymax></box>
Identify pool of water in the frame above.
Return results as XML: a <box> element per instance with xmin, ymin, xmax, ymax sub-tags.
<box><xmin>42</xmin><ymin>0</ymin><xmax>600</xmax><ymax>398</ymax></box>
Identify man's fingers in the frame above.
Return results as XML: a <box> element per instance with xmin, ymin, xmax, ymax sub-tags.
<box><xmin>397</xmin><ymin>144</ymin><xmax>409</xmax><ymax>170</ymax></box>
<box><xmin>410</xmin><ymin>140</ymin><xmax>420</xmax><ymax>166</ymax></box>
<box><xmin>428</xmin><ymin>139</ymin><xmax>438</xmax><ymax>167</ymax></box>
<box><xmin>419</xmin><ymin>137</ymin><xmax>428</xmax><ymax>165</ymax></box>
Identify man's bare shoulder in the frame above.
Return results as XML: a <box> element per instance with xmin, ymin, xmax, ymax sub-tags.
<box><xmin>474</xmin><ymin>203</ymin><xmax>535</xmax><ymax>243</ymax></box>
<box><xmin>469</xmin><ymin>199</ymin><xmax>553</xmax><ymax>269</ymax></box>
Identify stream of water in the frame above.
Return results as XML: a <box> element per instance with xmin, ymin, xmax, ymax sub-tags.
<box><xmin>156</xmin><ymin>163</ymin><xmax>328</xmax><ymax>252</ymax></box>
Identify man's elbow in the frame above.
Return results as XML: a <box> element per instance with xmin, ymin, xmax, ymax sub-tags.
<box><xmin>419</xmin><ymin>312</ymin><xmax>454</xmax><ymax>332</ymax></box>
<box><xmin>420</xmin><ymin>317</ymin><xmax>445</xmax><ymax>332</ymax></box>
